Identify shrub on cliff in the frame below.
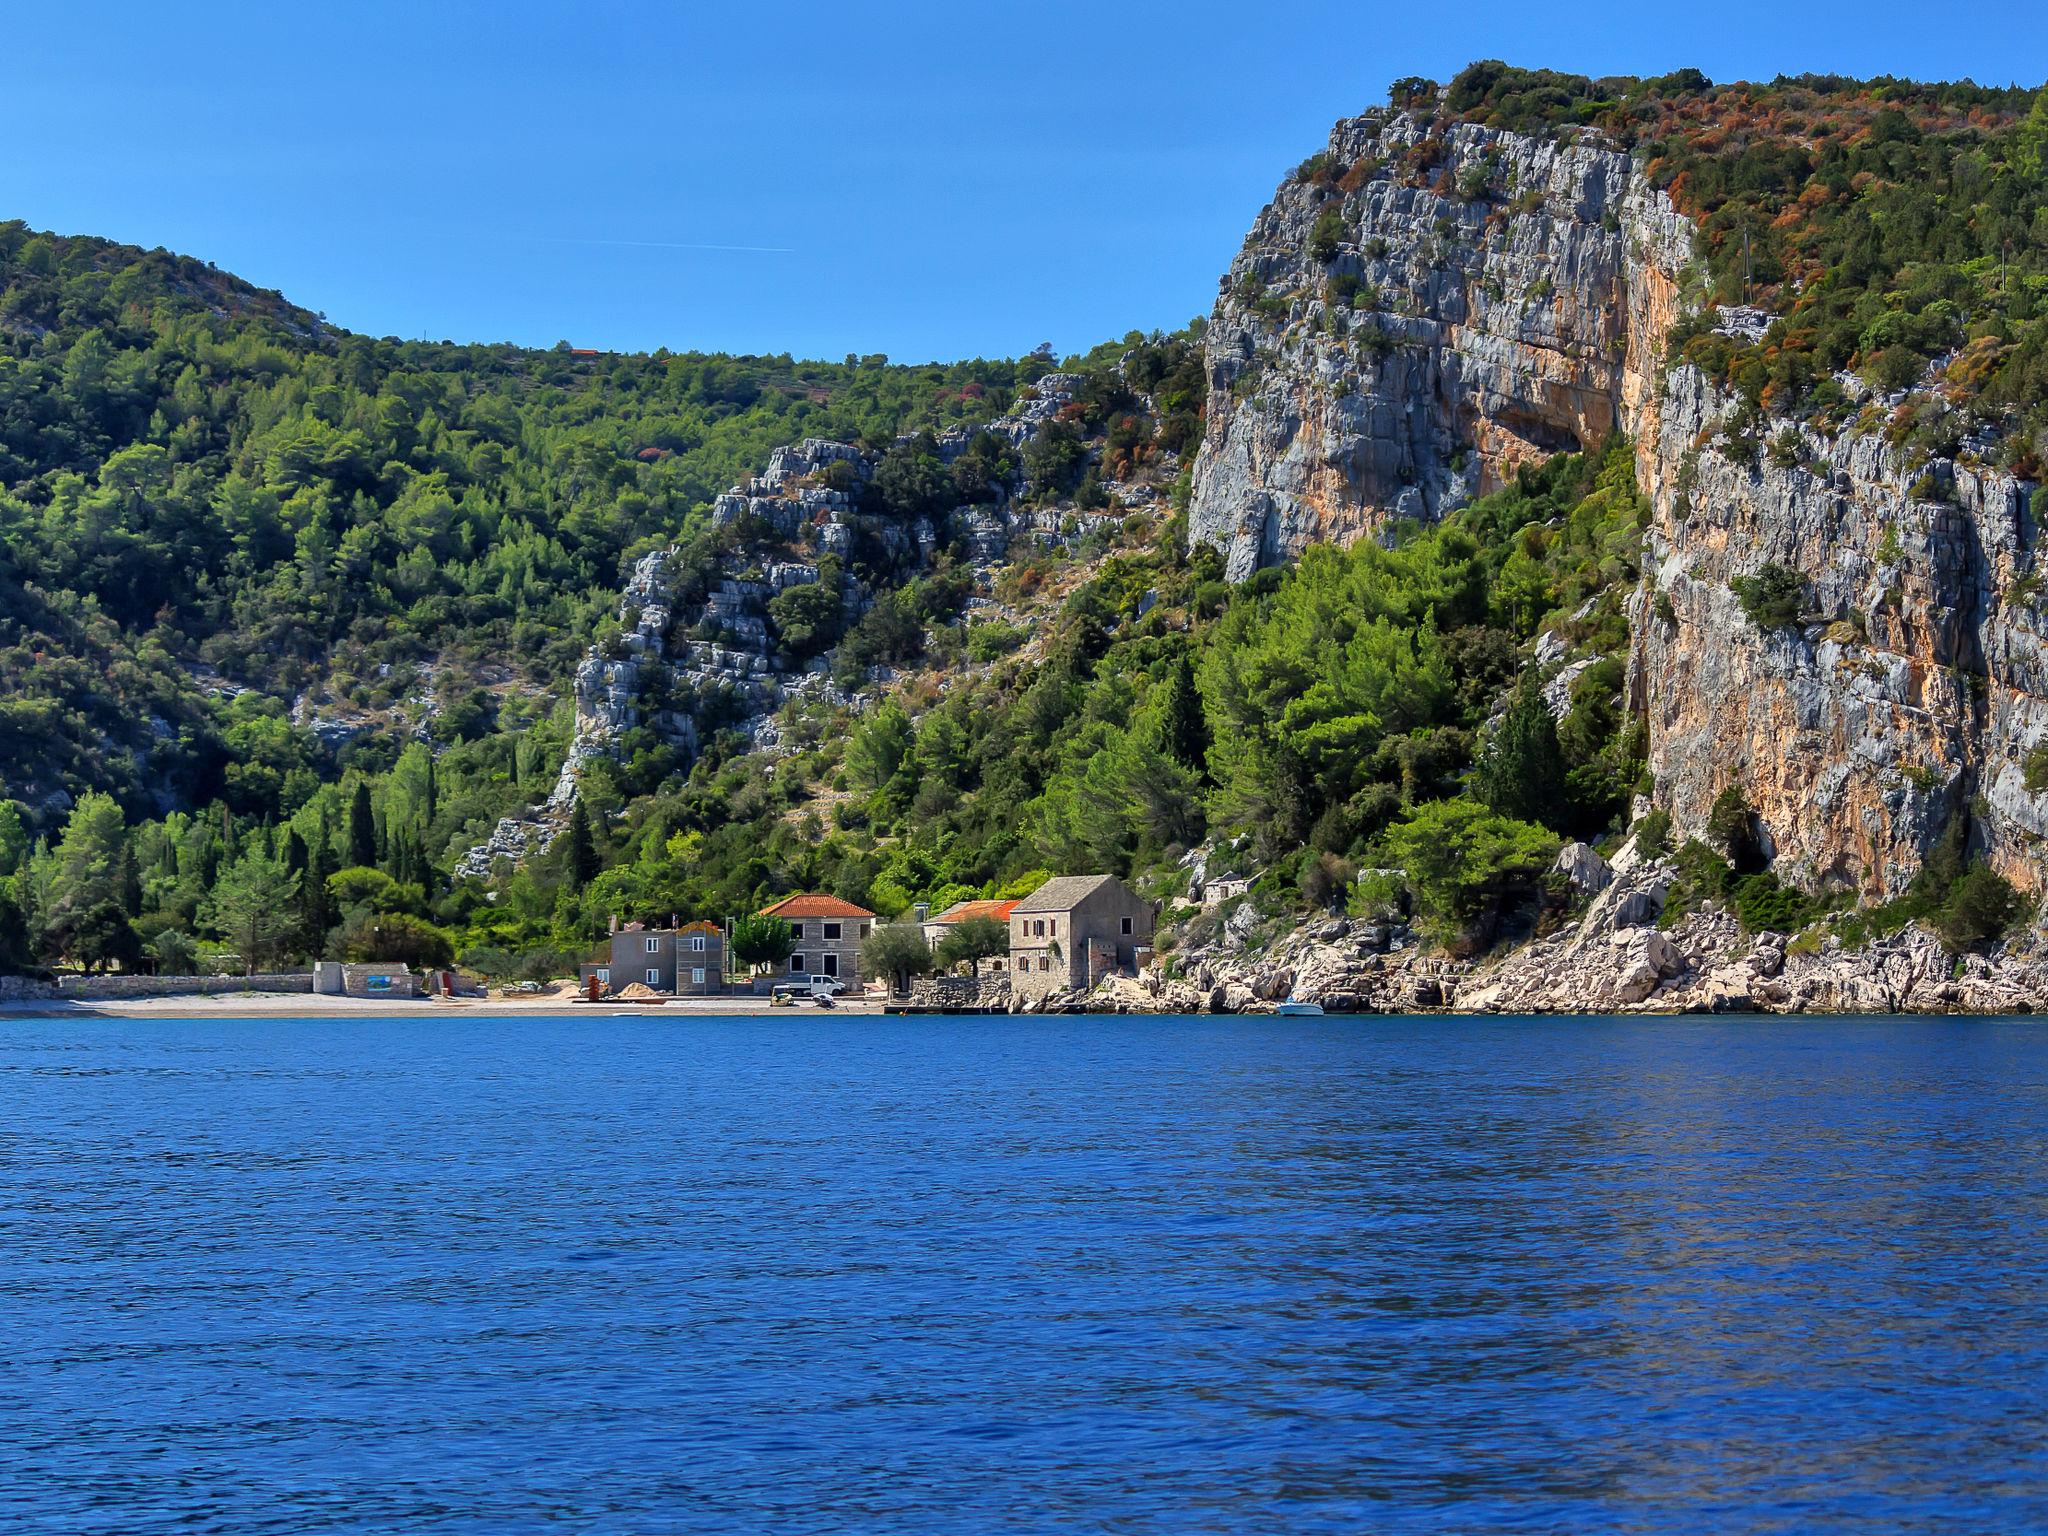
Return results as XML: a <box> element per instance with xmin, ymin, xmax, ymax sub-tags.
<box><xmin>1731</xmin><ymin>564</ymin><xmax>1805</xmax><ymax>628</ymax></box>
<box><xmin>1309</xmin><ymin>208</ymin><xmax>1347</xmax><ymax>264</ymax></box>
<box><xmin>1931</xmin><ymin>863</ymin><xmax>2030</xmax><ymax>951</ymax></box>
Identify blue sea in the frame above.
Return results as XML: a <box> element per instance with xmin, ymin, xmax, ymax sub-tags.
<box><xmin>3</xmin><ymin>1013</ymin><xmax>2046</xmax><ymax>1533</ymax></box>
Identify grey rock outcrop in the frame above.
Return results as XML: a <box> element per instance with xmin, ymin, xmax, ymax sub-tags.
<box><xmin>1190</xmin><ymin>113</ymin><xmax>1692</xmax><ymax>580</ymax></box>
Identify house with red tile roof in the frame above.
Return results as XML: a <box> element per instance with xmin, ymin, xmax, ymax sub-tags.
<box><xmin>919</xmin><ymin>899</ymin><xmax>1021</xmax><ymax>970</ymax></box>
<box><xmin>757</xmin><ymin>894</ymin><xmax>876</xmax><ymax>986</ymax></box>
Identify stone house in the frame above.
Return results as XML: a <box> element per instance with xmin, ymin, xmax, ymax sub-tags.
<box><xmin>920</xmin><ymin>898</ymin><xmax>1020</xmax><ymax>971</ymax></box>
<box><xmin>1009</xmin><ymin>875</ymin><xmax>1156</xmax><ymax>1002</ymax></box>
<box><xmin>758</xmin><ymin>894</ymin><xmax>875</xmax><ymax>986</ymax></box>
<box><xmin>606</xmin><ymin>919</ymin><xmax>726</xmax><ymax>995</ymax></box>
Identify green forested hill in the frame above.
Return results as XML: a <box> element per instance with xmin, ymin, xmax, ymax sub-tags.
<box><xmin>0</xmin><ymin>220</ymin><xmax>1034</xmax><ymax>814</ymax></box>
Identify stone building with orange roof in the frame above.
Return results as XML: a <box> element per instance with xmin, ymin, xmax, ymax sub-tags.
<box><xmin>757</xmin><ymin>894</ymin><xmax>876</xmax><ymax>988</ymax></box>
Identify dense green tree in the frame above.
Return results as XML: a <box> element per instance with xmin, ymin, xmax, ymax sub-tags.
<box><xmin>860</xmin><ymin>923</ymin><xmax>935</xmax><ymax>994</ymax></box>
<box><xmin>729</xmin><ymin>913</ymin><xmax>796</xmax><ymax>974</ymax></box>
<box><xmin>1159</xmin><ymin>654</ymin><xmax>1209</xmax><ymax>772</ymax></box>
<box><xmin>564</xmin><ymin>801</ymin><xmax>600</xmax><ymax>890</ymax></box>
<box><xmin>1472</xmin><ymin>672</ymin><xmax>1570</xmax><ymax>832</ymax></box>
<box><xmin>347</xmin><ymin>783</ymin><xmax>377</xmax><ymax>872</ymax></box>
<box><xmin>1377</xmin><ymin>799</ymin><xmax>1559</xmax><ymax>945</ymax></box>
<box><xmin>202</xmin><ymin>848</ymin><xmax>298</xmax><ymax>975</ymax></box>
<box><xmin>935</xmin><ymin>916</ymin><xmax>1009</xmax><ymax>976</ymax></box>
<box><xmin>51</xmin><ymin>899</ymin><xmax>141</xmax><ymax>974</ymax></box>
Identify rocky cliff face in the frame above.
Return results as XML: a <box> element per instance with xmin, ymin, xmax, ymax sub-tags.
<box><xmin>1635</xmin><ymin>366</ymin><xmax>2046</xmax><ymax>897</ymax></box>
<box><xmin>1190</xmin><ymin>108</ymin><xmax>2048</xmax><ymax>898</ymax></box>
<box><xmin>1189</xmin><ymin>112</ymin><xmax>1691</xmax><ymax>580</ymax></box>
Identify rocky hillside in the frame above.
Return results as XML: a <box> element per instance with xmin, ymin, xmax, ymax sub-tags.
<box><xmin>459</xmin><ymin>371</ymin><xmax>1176</xmax><ymax>877</ymax></box>
<box><xmin>1188</xmin><ymin>79</ymin><xmax>2048</xmax><ymax>903</ymax></box>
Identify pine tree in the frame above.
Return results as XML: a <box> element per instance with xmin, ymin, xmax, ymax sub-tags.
<box><xmin>1472</xmin><ymin>672</ymin><xmax>1570</xmax><ymax>832</ymax></box>
<box><xmin>1160</xmin><ymin>653</ymin><xmax>1210</xmax><ymax>772</ymax></box>
<box><xmin>347</xmin><ymin>782</ymin><xmax>376</xmax><ymax>871</ymax></box>
<box><xmin>564</xmin><ymin>800</ymin><xmax>599</xmax><ymax>890</ymax></box>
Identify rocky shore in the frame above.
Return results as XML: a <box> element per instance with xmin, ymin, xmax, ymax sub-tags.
<box><xmin>1043</xmin><ymin>838</ymin><xmax>2048</xmax><ymax>1017</ymax></box>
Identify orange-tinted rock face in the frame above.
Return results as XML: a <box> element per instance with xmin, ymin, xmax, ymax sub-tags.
<box><xmin>1191</xmin><ymin>112</ymin><xmax>2048</xmax><ymax>897</ymax></box>
<box><xmin>1635</xmin><ymin>369</ymin><xmax>2045</xmax><ymax>897</ymax></box>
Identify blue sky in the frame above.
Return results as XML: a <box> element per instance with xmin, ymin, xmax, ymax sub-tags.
<box><xmin>6</xmin><ymin>1</ymin><xmax>2045</xmax><ymax>362</ymax></box>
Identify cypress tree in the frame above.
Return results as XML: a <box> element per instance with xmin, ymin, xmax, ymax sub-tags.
<box><xmin>1160</xmin><ymin>653</ymin><xmax>1210</xmax><ymax>771</ymax></box>
<box><xmin>1473</xmin><ymin>671</ymin><xmax>1570</xmax><ymax>832</ymax></box>
<box><xmin>564</xmin><ymin>800</ymin><xmax>599</xmax><ymax>890</ymax></box>
<box><xmin>347</xmin><ymin>782</ymin><xmax>376</xmax><ymax>871</ymax></box>
<box><xmin>303</xmin><ymin>832</ymin><xmax>337</xmax><ymax>954</ymax></box>
<box><xmin>116</xmin><ymin>842</ymin><xmax>142</xmax><ymax>917</ymax></box>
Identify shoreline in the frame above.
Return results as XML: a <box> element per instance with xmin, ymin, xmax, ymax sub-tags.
<box><xmin>4</xmin><ymin>994</ymin><xmax>2045</xmax><ymax>1022</ymax></box>
<box><xmin>0</xmin><ymin>994</ymin><xmax>894</xmax><ymax>1021</ymax></box>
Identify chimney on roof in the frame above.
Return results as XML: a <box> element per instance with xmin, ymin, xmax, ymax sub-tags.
<box><xmin>609</xmin><ymin>913</ymin><xmax>619</xmax><ymax>935</ymax></box>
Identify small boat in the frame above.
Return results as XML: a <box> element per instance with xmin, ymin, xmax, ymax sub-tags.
<box><xmin>1273</xmin><ymin>998</ymin><xmax>1324</xmax><ymax>1016</ymax></box>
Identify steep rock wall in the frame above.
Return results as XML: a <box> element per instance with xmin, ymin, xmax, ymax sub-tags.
<box><xmin>1635</xmin><ymin>369</ymin><xmax>2046</xmax><ymax>897</ymax></box>
<box><xmin>1189</xmin><ymin>114</ymin><xmax>1691</xmax><ymax>579</ymax></box>
<box><xmin>1191</xmin><ymin>111</ymin><xmax>2048</xmax><ymax>896</ymax></box>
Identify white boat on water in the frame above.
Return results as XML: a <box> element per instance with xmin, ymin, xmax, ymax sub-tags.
<box><xmin>1273</xmin><ymin>998</ymin><xmax>1324</xmax><ymax>1016</ymax></box>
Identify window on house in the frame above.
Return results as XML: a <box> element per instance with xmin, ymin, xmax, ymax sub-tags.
<box><xmin>824</xmin><ymin>922</ymin><xmax>841</xmax><ymax>940</ymax></box>
<box><xmin>646</xmin><ymin>968</ymin><xmax>660</xmax><ymax>987</ymax></box>
<box><xmin>823</xmin><ymin>954</ymin><xmax>839</xmax><ymax>977</ymax></box>
<box><xmin>1121</xmin><ymin>917</ymin><xmax>1133</xmax><ymax>936</ymax></box>
<box><xmin>691</xmin><ymin>967</ymin><xmax>706</xmax><ymax>985</ymax></box>
<box><xmin>791</xmin><ymin>955</ymin><xmax>806</xmax><ymax>973</ymax></box>
<box><xmin>645</xmin><ymin>937</ymin><xmax>659</xmax><ymax>954</ymax></box>
<box><xmin>691</xmin><ymin>935</ymin><xmax>706</xmax><ymax>952</ymax></box>
<box><xmin>595</xmin><ymin>968</ymin><xmax>609</xmax><ymax>983</ymax></box>
<box><xmin>792</xmin><ymin>922</ymin><xmax>806</xmax><ymax>940</ymax></box>
<box><xmin>1050</xmin><ymin>918</ymin><xmax>1058</xmax><ymax>936</ymax></box>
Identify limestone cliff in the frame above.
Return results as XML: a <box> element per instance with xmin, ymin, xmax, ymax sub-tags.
<box><xmin>1189</xmin><ymin>112</ymin><xmax>1691</xmax><ymax>579</ymax></box>
<box><xmin>1635</xmin><ymin>367</ymin><xmax>2046</xmax><ymax>898</ymax></box>
<box><xmin>1188</xmin><ymin>108</ymin><xmax>2048</xmax><ymax>899</ymax></box>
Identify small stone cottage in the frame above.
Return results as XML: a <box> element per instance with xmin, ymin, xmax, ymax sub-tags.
<box><xmin>757</xmin><ymin>894</ymin><xmax>875</xmax><ymax>987</ymax></box>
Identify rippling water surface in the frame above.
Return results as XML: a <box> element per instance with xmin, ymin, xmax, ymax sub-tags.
<box><xmin>4</xmin><ymin>1013</ymin><xmax>2048</xmax><ymax>1532</ymax></box>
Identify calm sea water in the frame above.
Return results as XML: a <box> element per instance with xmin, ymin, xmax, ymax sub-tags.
<box><xmin>3</xmin><ymin>1013</ymin><xmax>2047</xmax><ymax>1533</ymax></box>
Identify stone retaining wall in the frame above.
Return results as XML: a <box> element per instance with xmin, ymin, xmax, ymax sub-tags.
<box><xmin>906</xmin><ymin>975</ymin><xmax>1011</xmax><ymax>1010</ymax></box>
<box><xmin>56</xmin><ymin>973</ymin><xmax>314</xmax><ymax>1000</ymax></box>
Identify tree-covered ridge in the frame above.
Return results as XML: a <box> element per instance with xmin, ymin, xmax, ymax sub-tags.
<box><xmin>0</xmin><ymin>219</ymin><xmax>1064</xmax><ymax>816</ymax></box>
<box><xmin>1</xmin><ymin>423</ymin><xmax>1644</xmax><ymax>979</ymax></box>
<box><xmin>1411</xmin><ymin>64</ymin><xmax>2048</xmax><ymax>460</ymax></box>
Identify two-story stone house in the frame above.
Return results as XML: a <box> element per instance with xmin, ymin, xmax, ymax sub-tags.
<box><xmin>758</xmin><ymin>894</ymin><xmax>875</xmax><ymax>987</ymax></box>
<box><xmin>1009</xmin><ymin>875</ymin><xmax>1156</xmax><ymax>1002</ymax></box>
<box><xmin>599</xmin><ymin>919</ymin><xmax>727</xmax><ymax>995</ymax></box>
